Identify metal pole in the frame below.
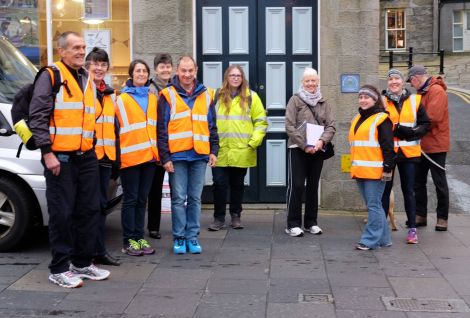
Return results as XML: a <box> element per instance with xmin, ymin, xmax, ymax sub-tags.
<box><xmin>439</xmin><ymin>49</ymin><xmax>445</xmax><ymax>74</ymax></box>
<box><xmin>389</xmin><ymin>50</ymin><xmax>394</xmax><ymax>69</ymax></box>
<box><xmin>46</xmin><ymin>0</ymin><xmax>53</xmax><ymax>65</ymax></box>
<box><xmin>408</xmin><ymin>47</ymin><xmax>413</xmax><ymax>69</ymax></box>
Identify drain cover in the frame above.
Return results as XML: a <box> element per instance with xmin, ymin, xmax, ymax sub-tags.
<box><xmin>382</xmin><ymin>297</ymin><xmax>470</xmax><ymax>313</ymax></box>
<box><xmin>298</xmin><ymin>294</ymin><xmax>334</xmax><ymax>303</ymax></box>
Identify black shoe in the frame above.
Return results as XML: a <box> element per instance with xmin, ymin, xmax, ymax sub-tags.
<box><xmin>94</xmin><ymin>254</ymin><xmax>121</xmax><ymax>266</ymax></box>
<box><xmin>149</xmin><ymin>230</ymin><xmax>162</xmax><ymax>239</ymax></box>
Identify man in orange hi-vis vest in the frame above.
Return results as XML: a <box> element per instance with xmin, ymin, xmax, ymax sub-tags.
<box><xmin>158</xmin><ymin>56</ymin><xmax>219</xmax><ymax>255</ymax></box>
<box><xmin>29</xmin><ymin>32</ymin><xmax>110</xmax><ymax>288</ymax></box>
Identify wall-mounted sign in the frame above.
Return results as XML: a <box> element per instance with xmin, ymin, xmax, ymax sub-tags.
<box><xmin>84</xmin><ymin>0</ymin><xmax>110</xmax><ymax>20</ymax></box>
<box><xmin>84</xmin><ymin>29</ymin><xmax>111</xmax><ymax>61</ymax></box>
<box><xmin>341</xmin><ymin>74</ymin><xmax>360</xmax><ymax>93</ymax></box>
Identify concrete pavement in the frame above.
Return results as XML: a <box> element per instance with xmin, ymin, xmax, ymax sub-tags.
<box><xmin>1</xmin><ymin>208</ymin><xmax>470</xmax><ymax>317</ymax></box>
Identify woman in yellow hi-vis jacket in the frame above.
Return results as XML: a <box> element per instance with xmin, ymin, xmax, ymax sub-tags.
<box><xmin>116</xmin><ymin>59</ymin><xmax>159</xmax><ymax>257</ymax></box>
<box><xmin>208</xmin><ymin>65</ymin><xmax>268</xmax><ymax>231</ymax></box>
<box><xmin>349</xmin><ymin>85</ymin><xmax>395</xmax><ymax>251</ymax></box>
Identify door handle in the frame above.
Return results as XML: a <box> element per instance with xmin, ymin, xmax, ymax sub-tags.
<box><xmin>259</xmin><ymin>84</ymin><xmax>265</xmax><ymax>90</ymax></box>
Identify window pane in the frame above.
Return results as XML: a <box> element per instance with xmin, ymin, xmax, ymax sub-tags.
<box><xmin>397</xmin><ymin>30</ymin><xmax>405</xmax><ymax>48</ymax></box>
<box><xmin>454</xmin><ymin>11</ymin><xmax>462</xmax><ymax>23</ymax></box>
<box><xmin>387</xmin><ymin>11</ymin><xmax>396</xmax><ymax>29</ymax></box>
<box><xmin>397</xmin><ymin>11</ymin><xmax>405</xmax><ymax>28</ymax></box>
<box><xmin>388</xmin><ymin>30</ymin><xmax>397</xmax><ymax>49</ymax></box>
<box><xmin>467</xmin><ymin>11</ymin><xmax>470</xmax><ymax>30</ymax></box>
<box><xmin>454</xmin><ymin>38</ymin><xmax>463</xmax><ymax>51</ymax></box>
<box><xmin>454</xmin><ymin>24</ymin><xmax>463</xmax><ymax>37</ymax></box>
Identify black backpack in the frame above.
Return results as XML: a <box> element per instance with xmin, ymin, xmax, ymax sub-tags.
<box><xmin>11</xmin><ymin>66</ymin><xmax>63</xmax><ymax>156</ymax></box>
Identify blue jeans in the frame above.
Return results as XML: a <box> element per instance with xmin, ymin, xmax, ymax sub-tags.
<box><xmin>357</xmin><ymin>179</ymin><xmax>392</xmax><ymax>249</ymax></box>
<box><xmin>120</xmin><ymin>162</ymin><xmax>156</xmax><ymax>245</ymax></box>
<box><xmin>169</xmin><ymin>160</ymin><xmax>207</xmax><ymax>240</ymax></box>
<box><xmin>382</xmin><ymin>161</ymin><xmax>416</xmax><ymax>227</ymax></box>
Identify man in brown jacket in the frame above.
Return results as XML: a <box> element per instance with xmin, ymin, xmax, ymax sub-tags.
<box><xmin>407</xmin><ymin>65</ymin><xmax>450</xmax><ymax>231</ymax></box>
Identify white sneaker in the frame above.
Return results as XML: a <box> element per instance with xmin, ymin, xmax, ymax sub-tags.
<box><xmin>305</xmin><ymin>225</ymin><xmax>323</xmax><ymax>235</ymax></box>
<box><xmin>49</xmin><ymin>271</ymin><xmax>83</xmax><ymax>288</ymax></box>
<box><xmin>70</xmin><ymin>264</ymin><xmax>110</xmax><ymax>281</ymax></box>
<box><xmin>285</xmin><ymin>227</ymin><xmax>304</xmax><ymax>237</ymax></box>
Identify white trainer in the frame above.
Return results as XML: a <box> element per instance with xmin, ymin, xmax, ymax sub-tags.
<box><xmin>70</xmin><ymin>264</ymin><xmax>110</xmax><ymax>281</ymax></box>
<box><xmin>49</xmin><ymin>271</ymin><xmax>83</xmax><ymax>288</ymax></box>
<box><xmin>305</xmin><ymin>225</ymin><xmax>323</xmax><ymax>235</ymax></box>
<box><xmin>285</xmin><ymin>227</ymin><xmax>304</xmax><ymax>237</ymax></box>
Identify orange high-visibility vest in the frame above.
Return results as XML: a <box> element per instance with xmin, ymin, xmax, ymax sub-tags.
<box><xmin>49</xmin><ymin>61</ymin><xmax>96</xmax><ymax>152</ymax></box>
<box><xmin>95</xmin><ymin>93</ymin><xmax>116</xmax><ymax>161</ymax></box>
<box><xmin>160</xmin><ymin>86</ymin><xmax>212</xmax><ymax>155</ymax></box>
<box><xmin>349</xmin><ymin>112</ymin><xmax>389</xmax><ymax>180</ymax></box>
<box><xmin>384</xmin><ymin>94</ymin><xmax>422</xmax><ymax>158</ymax></box>
<box><xmin>115</xmin><ymin>92</ymin><xmax>159</xmax><ymax>168</ymax></box>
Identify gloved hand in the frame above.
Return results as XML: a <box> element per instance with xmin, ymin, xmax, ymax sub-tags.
<box><xmin>394</xmin><ymin>124</ymin><xmax>414</xmax><ymax>140</ymax></box>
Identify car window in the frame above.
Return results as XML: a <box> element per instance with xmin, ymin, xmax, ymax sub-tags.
<box><xmin>0</xmin><ymin>37</ymin><xmax>37</xmax><ymax>104</ymax></box>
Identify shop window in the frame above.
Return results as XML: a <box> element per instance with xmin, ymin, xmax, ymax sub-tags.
<box><xmin>385</xmin><ymin>9</ymin><xmax>406</xmax><ymax>50</ymax></box>
<box><xmin>0</xmin><ymin>1</ymin><xmax>42</xmax><ymax>66</ymax></box>
<box><xmin>41</xmin><ymin>0</ymin><xmax>131</xmax><ymax>87</ymax></box>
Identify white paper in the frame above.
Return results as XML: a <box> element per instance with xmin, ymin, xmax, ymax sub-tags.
<box><xmin>306</xmin><ymin>123</ymin><xmax>324</xmax><ymax>146</ymax></box>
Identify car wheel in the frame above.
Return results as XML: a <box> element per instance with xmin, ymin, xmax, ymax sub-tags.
<box><xmin>0</xmin><ymin>176</ymin><xmax>34</xmax><ymax>251</ymax></box>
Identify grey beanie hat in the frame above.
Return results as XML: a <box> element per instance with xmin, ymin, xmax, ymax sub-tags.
<box><xmin>387</xmin><ymin>69</ymin><xmax>404</xmax><ymax>81</ymax></box>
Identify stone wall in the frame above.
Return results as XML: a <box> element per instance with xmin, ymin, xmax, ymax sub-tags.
<box><xmin>132</xmin><ymin>0</ymin><xmax>193</xmax><ymax>69</ymax></box>
<box><xmin>319</xmin><ymin>0</ymin><xmax>380</xmax><ymax>210</ymax></box>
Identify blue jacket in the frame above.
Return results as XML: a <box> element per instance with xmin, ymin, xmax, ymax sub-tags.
<box><xmin>157</xmin><ymin>75</ymin><xmax>219</xmax><ymax>164</ymax></box>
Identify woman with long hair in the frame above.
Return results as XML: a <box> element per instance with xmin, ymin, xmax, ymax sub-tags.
<box><xmin>208</xmin><ymin>65</ymin><xmax>267</xmax><ymax>231</ymax></box>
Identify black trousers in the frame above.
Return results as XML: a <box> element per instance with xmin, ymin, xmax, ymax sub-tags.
<box><xmin>286</xmin><ymin>148</ymin><xmax>324</xmax><ymax>229</ymax></box>
<box><xmin>147</xmin><ymin>165</ymin><xmax>166</xmax><ymax>232</ymax></box>
<box><xmin>212</xmin><ymin>167</ymin><xmax>248</xmax><ymax>222</ymax></box>
<box><xmin>96</xmin><ymin>165</ymin><xmax>111</xmax><ymax>256</ymax></box>
<box><xmin>44</xmin><ymin>150</ymin><xmax>100</xmax><ymax>274</ymax></box>
<box><xmin>414</xmin><ymin>152</ymin><xmax>449</xmax><ymax>220</ymax></box>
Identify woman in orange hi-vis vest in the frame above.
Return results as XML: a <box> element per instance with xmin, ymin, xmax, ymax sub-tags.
<box><xmin>381</xmin><ymin>69</ymin><xmax>430</xmax><ymax>245</ymax></box>
<box><xmin>116</xmin><ymin>59</ymin><xmax>159</xmax><ymax>257</ymax></box>
<box><xmin>349</xmin><ymin>85</ymin><xmax>395</xmax><ymax>251</ymax></box>
<box><xmin>85</xmin><ymin>48</ymin><xmax>120</xmax><ymax>266</ymax></box>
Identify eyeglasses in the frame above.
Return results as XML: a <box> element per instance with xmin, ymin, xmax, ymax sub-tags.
<box><xmin>90</xmin><ymin>62</ymin><xmax>109</xmax><ymax>69</ymax></box>
<box><xmin>228</xmin><ymin>74</ymin><xmax>242</xmax><ymax>78</ymax></box>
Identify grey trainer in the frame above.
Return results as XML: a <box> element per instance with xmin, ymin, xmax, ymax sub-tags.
<box><xmin>208</xmin><ymin>219</ymin><xmax>226</xmax><ymax>231</ymax></box>
<box><xmin>231</xmin><ymin>216</ymin><xmax>244</xmax><ymax>229</ymax></box>
<box><xmin>49</xmin><ymin>271</ymin><xmax>83</xmax><ymax>288</ymax></box>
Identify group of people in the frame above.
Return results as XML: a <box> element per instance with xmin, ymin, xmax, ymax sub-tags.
<box><xmin>349</xmin><ymin>67</ymin><xmax>449</xmax><ymax>251</ymax></box>
<box><xmin>27</xmin><ymin>31</ymin><xmax>268</xmax><ymax>288</ymax></box>
<box><xmin>26</xmin><ymin>31</ymin><xmax>449</xmax><ymax>289</ymax></box>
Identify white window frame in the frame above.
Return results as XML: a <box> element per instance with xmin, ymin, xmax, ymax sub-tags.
<box><xmin>385</xmin><ymin>9</ymin><xmax>406</xmax><ymax>51</ymax></box>
<box><xmin>453</xmin><ymin>10</ymin><xmax>464</xmax><ymax>52</ymax></box>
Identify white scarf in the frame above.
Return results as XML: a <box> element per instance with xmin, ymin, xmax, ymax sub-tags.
<box><xmin>298</xmin><ymin>86</ymin><xmax>322</xmax><ymax>107</ymax></box>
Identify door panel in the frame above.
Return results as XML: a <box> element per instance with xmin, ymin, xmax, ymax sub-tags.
<box><xmin>197</xmin><ymin>0</ymin><xmax>318</xmax><ymax>203</ymax></box>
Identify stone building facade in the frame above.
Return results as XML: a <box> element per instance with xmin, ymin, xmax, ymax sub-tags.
<box><xmin>131</xmin><ymin>0</ymin><xmax>381</xmax><ymax>209</ymax></box>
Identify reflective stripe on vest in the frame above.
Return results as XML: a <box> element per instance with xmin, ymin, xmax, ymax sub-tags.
<box><xmin>162</xmin><ymin>86</ymin><xmax>212</xmax><ymax>155</ymax></box>
<box><xmin>95</xmin><ymin>93</ymin><xmax>116</xmax><ymax>161</ymax></box>
<box><xmin>349</xmin><ymin>112</ymin><xmax>388</xmax><ymax>180</ymax></box>
<box><xmin>384</xmin><ymin>94</ymin><xmax>422</xmax><ymax>158</ymax></box>
<box><xmin>49</xmin><ymin>61</ymin><xmax>96</xmax><ymax>152</ymax></box>
<box><xmin>116</xmin><ymin>93</ymin><xmax>159</xmax><ymax>168</ymax></box>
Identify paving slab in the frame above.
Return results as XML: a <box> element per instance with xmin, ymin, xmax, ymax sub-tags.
<box><xmin>388</xmin><ymin>277</ymin><xmax>459</xmax><ymax>299</ymax></box>
<box><xmin>268</xmin><ymin>277</ymin><xmax>331</xmax><ymax>303</ymax></box>
<box><xmin>332</xmin><ymin>286</ymin><xmax>395</xmax><ymax>310</ymax></box>
<box><xmin>336</xmin><ymin>309</ymin><xmax>407</xmax><ymax>318</ymax></box>
<box><xmin>194</xmin><ymin>293</ymin><xmax>266</xmax><ymax>318</ymax></box>
<box><xmin>206</xmin><ymin>277</ymin><xmax>268</xmax><ymax>295</ymax></box>
<box><xmin>266</xmin><ymin>303</ymin><xmax>336</xmax><ymax>318</ymax></box>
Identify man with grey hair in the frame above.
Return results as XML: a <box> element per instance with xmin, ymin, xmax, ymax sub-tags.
<box><xmin>407</xmin><ymin>65</ymin><xmax>450</xmax><ymax>231</ymax></box>
<box><xmin>29</xmin><ymin>31</ymin><xmax>110</xmax><ymax>288</ymax></box>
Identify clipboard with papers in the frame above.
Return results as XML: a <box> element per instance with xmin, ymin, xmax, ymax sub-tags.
<box><xmin>306</xmin><ymin>123</ymin><xmax>324</xmax><ymax>146</ymax></box>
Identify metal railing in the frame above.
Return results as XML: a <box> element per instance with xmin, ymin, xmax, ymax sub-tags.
<box><xmin>380</xmin><ymin>47</ymin><xmax>445</xmax><ymax>74</ymax></box>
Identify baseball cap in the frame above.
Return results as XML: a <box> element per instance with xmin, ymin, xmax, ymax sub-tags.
<box><xmin>406</xmin><ymin>65</ymin><xmax>427</xmax><ymax>82</ymax></box>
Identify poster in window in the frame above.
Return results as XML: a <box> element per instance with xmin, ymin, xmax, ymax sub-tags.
<box><xmin>84</xmin><ymin>29</ymin><xmax>111</xmax><ymax>61</ymax></box>
<box><xmin>84</xmin><ymin>0</ymin><xmax>110</xmax><ymax>20</ymax></box>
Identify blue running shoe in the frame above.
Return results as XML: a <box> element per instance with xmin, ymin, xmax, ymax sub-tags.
<box><xmin>173</xmin><ymin>238</ymin><xmax>186</xmax><ymax>254</ymax></box>
<box><xmin>187</xmin><ymin>238</ymin><xmax>202</xmax><ymax>254</ymax></box>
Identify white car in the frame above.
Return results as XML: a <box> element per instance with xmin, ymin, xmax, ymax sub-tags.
<box><xmin>0</xmin><ymin>36</ymin><xmax>120</xmax><ymax>251</ymax></box>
